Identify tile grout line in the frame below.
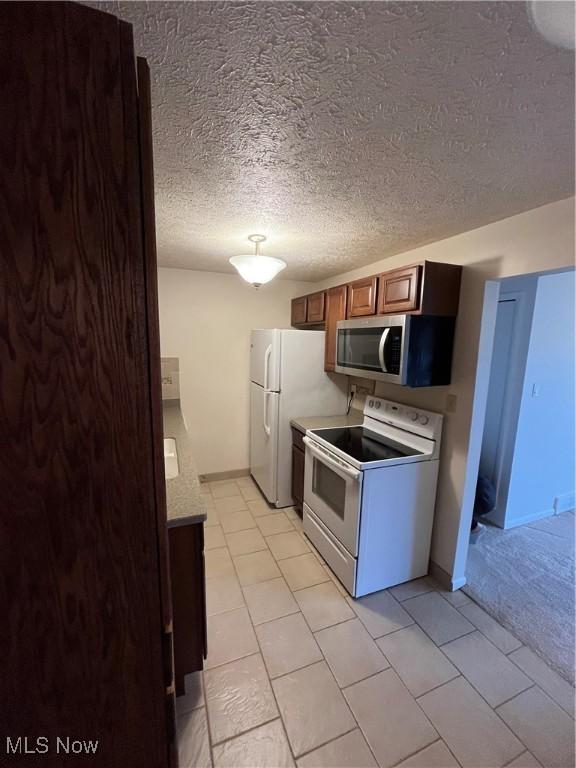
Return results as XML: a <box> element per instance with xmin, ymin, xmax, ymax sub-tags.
<box><xmin>294</xmin><ymin>725</ymin><xmax>364</xmax><ymax>764</ymax></box>
<box><xmin>432</xmin><ymin>628</ymin><xmax>538</xmax><ymax>711</ymax></box>
<box><xmin>349</xmin><ymin>589</ymin><xmax>533</xmax><ymax>764</ymax></box>
<box><xmin>387</xmin><ymin>737</ymin><xmax>463</xmax><ymax>768</ymax></box>
<box><xmin>232</xmin><ymin>534</ymin><xmax>371</xmax><ymax>766</ymax></box>
<box><xmin>205</xmin><ymin>530</ymin><xmax>284</xmax><ymax>760</ymax></box>
<box><xmin>199</xmin><ymin>669</ymin><xmax>216</xmax><ymax>768</ymax></box>
<box><xmin>208</xmin><ymin>715</ymin><xmax>280</xmax><ymax>751</ymax></box>
<box><xmin>411</xmin><ymin>672</ymin><xmax>532</xmax><ymax>762</ymax></box>
<box><xmin>224</xmin><ymin>533</ymin><xmax>301</xmax><ymax>764</ymax></box>
<box><xmin>395</xmin><ymin>616</ymin><xmax>536</xmax><ymax>755</ymax></box>
<box><xmin>504</xmin><ymin>652</ymin><xmax>576</xmax><ymax>717</ymax></box>
<box><xmin>202</xmin><ymin>492</ymin><xmax>557</xmax><ymax>764</ymax></box>
<box><xmin>231</xmin><ymin>545</ymin><xmax>318</xmax><ymax>768</ymax></box>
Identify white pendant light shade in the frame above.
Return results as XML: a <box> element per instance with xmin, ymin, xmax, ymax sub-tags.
<box><xmin>229</xmin><ymin>235</ymin><xmax>286</xmax><ymax>287</ymax></box>
<box><xmin>229</xmin><ymin>254</ymin><xmax>286</xmax><ymax>286</ymax></box>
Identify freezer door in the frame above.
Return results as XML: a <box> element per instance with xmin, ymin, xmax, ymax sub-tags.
<box><xmin>250</xmin><ymin>382</ymin><xmax>280</xmax><ymax>503</ymax></box>
<box><xmin>250</xmin><ymin>329</ymin><xmax>281</xmax><ymax>391</ymax></box>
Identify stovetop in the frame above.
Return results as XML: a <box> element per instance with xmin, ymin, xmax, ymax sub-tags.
<box><xmin>309</xmin><ymin>426</ymin><xmax>423</xmax><ymax>464</ymax></box>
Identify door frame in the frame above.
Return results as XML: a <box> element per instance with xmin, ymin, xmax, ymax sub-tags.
<box><xmin>480</xmin><ymin>290</ymin><xmax>526</xmax><ymax>527</ymax></box>
<box><xmin>454</xmin><ymin>266</ymin><xmax>575</xmax><ymax>587</ymax></box>
<box><xmin>451</xmin><ymin>280</ymin><xmax>501</xmax><ymax>588</ymax></box>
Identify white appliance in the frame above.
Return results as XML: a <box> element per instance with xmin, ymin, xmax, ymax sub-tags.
<box><xmin>335</xmin><ymin>315</ymin><xmax>456</xmax><ymax>387</ymax></box>
<box><xmin>250</xmin><ymin>329</ymin><xmax>347</xmax><ymax>507</ymax></box>
<box><xmin>303</xmin><ymin>396</ymin><xmax>443</xmax><ymax>597</ymax></box>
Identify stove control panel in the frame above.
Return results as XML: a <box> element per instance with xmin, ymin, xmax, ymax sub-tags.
<box><xmin>364</xmin><ymin>396</ymin><xmax>443</xmax><ymax>441</ymax></box>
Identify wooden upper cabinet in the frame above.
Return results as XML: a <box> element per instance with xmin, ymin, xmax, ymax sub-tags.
<box><xmin>378</xmin><ymin>265</ymin><xmax>422</xmax><ymax>314</ymax></box>
<box><xmin>306</xmin><ymin>291</ymin><xmax>325</xmax><ymax>324</ymax></box>
<box><xmin>324</xmin><ymin>284</ymin><xmax>347</xmax><ymax>372</ymax></box>
<box><xmin>418</xmin><ymin>261</ymin><xmax>463</xmax><ymax>316</ymax></box>
<box><xmin>346</xmin><ymin>276</ymin><xmax>378</xmax><ymax>318</ymax></box>
<box><xmin>291</xmin><ymin>296</ymin><xmax>307</xmax><ymax>326</ymax></box>
<box><xmin>291</xmin><ymin>291</ymin><xmax>326</xmax><ymax>326</ymax></box>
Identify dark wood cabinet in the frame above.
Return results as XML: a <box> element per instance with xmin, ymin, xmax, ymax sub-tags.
<box><xmin>290</xmin><ymin>261</ymin><xmax>461</xmax><ymax>379</ymax></box>
<box><xmin>169</xmin><ymin>523</ymin><xmax>207</xmax><ymax>696</ymax></box>
<box><xmin>378</xmin><ymin>265</ymin><xmax>422</xmax><ymax>314</ymax></box>
<box><xmin>324</xmin><ymin>284</ymin><xmax>348</xmax><ymax>372</ymax></box>
<box><xmin>417</xmin><ymin>261</ymin><xmax>463</xmax><ymax>316</ymax></box>
<box><xmin>291</xmin><ymin>291</ymin><xmax>326</xmax><ymax>327</ymax></box>
<box><xmin>291</xmin><ymin>296</ymin><xmax>308</xmax><ymax>325</ymax></box>
<box><xmin>306</xmin><ymin>291</ymin><xmax>326</xmax><ymax>323</ymax></box>
<box><xmin>347</xmin><ymin>276</ymin><xmax>379</xmax><ymax>317</ymax></box>
<box><xmin>1</xmin><ymin>4</ymin><xmax>173</xmax><ymax>766</ymax></box>
<box><xmin>291</xmin><ymin>428</ymin><xmax>306</xmax><ymax>512</ymax></box>
<box><xmin>378</xmin><ymin>262</ymin><xmax>461</xmax><ymax>316</ymax></box>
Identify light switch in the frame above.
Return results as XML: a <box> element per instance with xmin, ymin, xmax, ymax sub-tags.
<box><xmin>531</xmin><ymin>383</ymin><xmax>541</xmax><ymax>397</ymax></box>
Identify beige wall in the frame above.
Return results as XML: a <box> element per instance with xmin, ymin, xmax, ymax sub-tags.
<box><xmin>158</xmin><ymin>197</ymin><xmax>574</xmax><ymax>582</ymax></box>
<box><xmin>316</xmin><ymin>196</ymin><xmax>575</xmax><ymax>582</ymax></box>
<box><xmin>157</xmin><ymin>269</ymin><xmax>312</xmax><ymax>476</ymax></box>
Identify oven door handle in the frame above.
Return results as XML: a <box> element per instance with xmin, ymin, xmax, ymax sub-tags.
<box><xmin>378</xmin><ymin>328</ymin><xmax>389</xmax><ymax>373</ymax></box>
<box><xmin>303</xmin><ymin>437</ymin><xmax>361</xmax><ymax>481</ymax></box>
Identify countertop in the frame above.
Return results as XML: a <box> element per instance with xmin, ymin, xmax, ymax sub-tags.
<box><xmin>290</xmin><ymin>409</ymin><xmax>363</xmax><ymax>434</ymax></box>
<box><xmin>163</xmin><ymin>402</ymin><xmax>207</xmax><ymax>528</ymax></box>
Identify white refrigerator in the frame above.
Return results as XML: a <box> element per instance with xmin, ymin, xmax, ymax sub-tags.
<box><xmin>250</xmin><ymin>329</ymin><xmax>348</xmax><ymax>507</ymax></box>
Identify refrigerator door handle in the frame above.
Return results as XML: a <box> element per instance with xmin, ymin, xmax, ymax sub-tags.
<box><xmin>263</xmin><ymin>344</ymin><xmax>272</xmax><ymax>391</ymax></box>
<box><xmin>263</xmin><ymin>391</ymin><xmax>271</xmax><ymax>436</ymax></box>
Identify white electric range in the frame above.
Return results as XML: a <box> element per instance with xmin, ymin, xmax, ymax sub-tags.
<box><xmin>302</xmin><ymin>396</ymin><xmax>443</xmax><ymax>597</ymax></box>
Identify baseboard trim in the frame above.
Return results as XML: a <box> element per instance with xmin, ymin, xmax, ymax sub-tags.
<box><xmin>429</xmin><ymin>560</ymin><xmax>466</xmax><ymax>592</ymax></box>
<box><xmin>199</xmin><ymin>468</ymin><xmax>250</xmax><ymax>483</ymax></box>
<box><xmin>503</xmin><ymin>507</ymin><xmax>555</xmax><ymax>529</ymax></box>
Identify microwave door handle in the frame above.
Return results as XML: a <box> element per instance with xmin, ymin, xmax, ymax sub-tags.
<box><xmin>378</xmin><ymin>328</ymin><xmax>390</xmax><ymax>373</ymax></box>
<box><xmin>303</xmin><ymin>437</ymin><xmax>361</xmax><ymax>481</ymax></box>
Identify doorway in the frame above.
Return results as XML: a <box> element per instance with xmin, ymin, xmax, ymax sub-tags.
<box><xmin>462</xmin><ymin>267</ymin><xmax>575</xmax><ymax>683</ymax></box>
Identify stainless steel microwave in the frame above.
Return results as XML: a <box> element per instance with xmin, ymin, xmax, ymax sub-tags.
<box><xmin>335</xmin><ymin>314</ymin><xmax>456</xmax><ymax>387</ymax></box>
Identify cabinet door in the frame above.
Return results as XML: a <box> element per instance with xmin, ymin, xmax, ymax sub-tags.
<box><xmin>0</xmin><ymin>5</ymin><xmax>170</xmax><ymax>766</ymax></box>
<box><xmin>306</xmin><ymin>291</ymin><xmax>326</xmax><ymax>323</ymax></box>
<box><xmin>347</xmin><ymin>276</ymin><xmax>378</xmax><ymax>317</ymax></box>
<box><xmin>291</xmin><ymin>296</ymin><xmax>308</xmax><ymax>326</ymax></box>
<box><xmin>324</xmin><ymin>285</ymin><xmax>347</xmax><ymax>372</ymax></box>
<box><xmin>291</xmin><ymin>445</ymin><xmax>305</xmax><ymax>510</ymax></box>
<box><xmin>378</xmin><ymin>265</ymin><xmax>421</xmax><ymax>314</ymax></box>
<box><xmin>170</xmin><ymin>523</ymin><xmax>206</xmax><ymax>696</ymax></box>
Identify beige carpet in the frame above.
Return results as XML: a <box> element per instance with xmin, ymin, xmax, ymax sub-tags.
<box><xmin>464</xmin><ymin>511</ymin><xmax>575</xmax><ymax>683</ymax></box>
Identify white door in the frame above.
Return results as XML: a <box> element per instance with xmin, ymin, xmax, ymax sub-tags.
<box><xmin>250</xmin><ymin>382</ymin><xmax>279</xmax><ymax>503</ymax></box>
<box><xmin>250</xmin><ymin>329</ymin><xmax>281</xmax><ymax>391</ymax></box>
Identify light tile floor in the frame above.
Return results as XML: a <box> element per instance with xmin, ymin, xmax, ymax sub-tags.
<box><xmin>178</xmin><ymin>477</ymin><xmax>575</xmax><ymax>768</ymax></box>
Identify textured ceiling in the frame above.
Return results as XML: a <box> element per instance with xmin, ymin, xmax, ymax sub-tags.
<box><xmin>90</xmin><ymin>1</ymin><xmax>574</xmax><ymax>280</ymax></box>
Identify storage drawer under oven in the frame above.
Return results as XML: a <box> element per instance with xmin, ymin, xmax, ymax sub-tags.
<box><xmin>303</xmin><ymin>504</ymin><xmax>356</xmax><ymax>596</ymax></box>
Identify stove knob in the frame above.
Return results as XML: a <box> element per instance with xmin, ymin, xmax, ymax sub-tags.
<box><xmin>419</xmin><ymin>414</ymin><xmax>429</xmax><ymax>425</ymax></box>
<box><xmin>409</xmin><ymin>411</ymin><xmax>418</xmax><ymax>421</ymax></box>
<box><xmin>369</xmin><ymin>399</ymin><xmax>374</xmax><ymax>408</ymax></box>
<box><xmin>375</xmin><ymin>401</ymin><xmax>381</xmax><ymax>409</ymax></box>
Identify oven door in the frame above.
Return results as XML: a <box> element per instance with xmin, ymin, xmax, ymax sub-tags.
<box><xmin>334</xmin><ymin>315</ymin><xmax>409</xmax><ymax>385</ymax></box>
<box><xmin>303</xmin><ymin>437</ymin><xmax>362</xmax><ymax>556</ymax></box>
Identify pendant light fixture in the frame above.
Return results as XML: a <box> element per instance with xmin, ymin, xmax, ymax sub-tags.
<box><xmin>229</xmin><ymin>234</ymin><xmax>286</xmax><ymax>288</ymax></box>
